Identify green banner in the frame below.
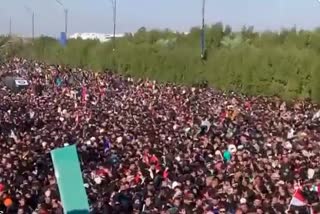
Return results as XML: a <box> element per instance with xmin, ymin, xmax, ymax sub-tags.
<box><xmin>51</xmin><ymin>145</ymin><xmax>89</xmax><ymax>214</ymax></box>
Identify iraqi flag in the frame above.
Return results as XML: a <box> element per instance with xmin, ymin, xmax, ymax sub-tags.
<box><xmin>289</xmin><ymin>188</ymin><xmax>307</xmax><ymax>207</ymax></box>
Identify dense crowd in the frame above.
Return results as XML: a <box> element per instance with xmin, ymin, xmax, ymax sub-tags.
<box><xmin>0</xmin><ymin>58</ymin><xmax>320</xmax><ymax>214</ymax></box>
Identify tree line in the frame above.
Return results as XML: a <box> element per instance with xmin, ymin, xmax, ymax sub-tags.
<box><xmin>2</xmin><ymin>23</ymin><xmax>320</xmax><ymax>102</ymax></box>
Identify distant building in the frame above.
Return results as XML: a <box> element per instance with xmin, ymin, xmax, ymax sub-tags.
<box><xmin>69</xmin><ymin>33</ymin><xmax>125</xmax><ymax>42</ymax></box>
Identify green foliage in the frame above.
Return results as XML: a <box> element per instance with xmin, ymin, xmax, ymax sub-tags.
<box><xmin>4</xmin><ymin>24</ymin><xmax>320</xmax><ymax>102</ymax></box>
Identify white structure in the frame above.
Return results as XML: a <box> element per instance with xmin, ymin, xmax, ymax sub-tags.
<box><xmin>69</xmin><ymin>33</ymin><xmax>125</xmax><ymax>42</ymax></box>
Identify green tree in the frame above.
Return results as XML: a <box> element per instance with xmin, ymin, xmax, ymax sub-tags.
<box><xmin>5</xmin><ymin>24</ymin><xmax>320</xmax><ymax>103</ymax></box>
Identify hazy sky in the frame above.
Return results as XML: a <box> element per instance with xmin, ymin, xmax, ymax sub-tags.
<box><xmin>0</xmin><ymin>0</ymin><xmax>320</xmax><ymax>37</ymax></box>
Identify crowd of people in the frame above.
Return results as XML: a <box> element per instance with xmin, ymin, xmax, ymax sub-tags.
<box><xmin>0</xmin><ymin>57</ymin><xmax>320</xmax><ymax>213</ymax></box>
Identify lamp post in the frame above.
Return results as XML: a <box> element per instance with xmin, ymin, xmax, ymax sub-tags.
<box><xmin>110</xmin><ymin>0</ymin><xmax>117</xmax><ymax>51</ymax></box>
<box><xmin>55</xmin><ymin>0</ymin><xmax>68</xmax><ymax>36</ymax></box>
<box><xmin>9</xmin><ymin>17</ymin><xmax>12</xmax><ymax>36</ymax></box>
<box><xmin>201</xmin><ymin>0</ymin><xmax>206</xmax><ymax>60</ymax></box>
<box><xmin>24</xmin><ymin>6</ymin><xmax>35</xmax><ymax>40</ymax></box>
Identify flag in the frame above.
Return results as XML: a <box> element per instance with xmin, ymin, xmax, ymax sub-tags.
<box><xmin>220</xmin><ymin>111</ymin><xmax>226</xmax><ymax>123</ymax></box>
<box><xmin>81</xmin><ymin>86</ymin><xmax>87</xmax><ymax>104</ymax></box>
<box><xmin>244</xmin><ymin>101</ymin><xmax>251</xmax><ymax>110</ymax></box>
<box><xmin>103</xmin><ymin>137</ymin><xmax>111</xmax><ymax>153</ymax></box>
<box><xmin>163</xmin><ymin>168</ymin><xmax>169</xmax><ymax>180</ymax></box>
<box><xmin>29</xmin><ymin>110</ymin><xmax>35</xmax><ymax>119</ymax></box>
<box><xmin>59</xmin><ymin>32</ymin><xmax>67</xmax><ymax>47</ymax></box>
<box><xmin>9</xmin><ymin>130</ymin><xmax>18</xmax><ymax>142</ymax></box>
<box><xmin>312</xmin><ymin>110</ymin><xmax>320</xmax><ymax>121</ymax></box>
<box><xmin>96</xmin><ymin>167</ymin><xmax>110</xmax><ymax>178</ymax></box>
<box><xmin>134</xmin><ymin>171</ymin><xmax>143</xmax><ymax>184</ymax></box>
<box><xmin>150</xmin><ymin>155</ymin><xmax>159</xmax><ymax>165</ymax></box>
<box><xmin>155</xmin><ymin>164</ymin><xmax>161</xmax><ymax>173</ymax></box>
<box><xmin>310</xmin><ymin>184</ymin><xmax>320</xmax><ymax>196</ymax></box>
<box><xmin>142</xmin><ymin>154</ymin><xmax>150</xmax><ymax>165</ymax></box>
<box><xmin>289</xmin><ymin>188</ymin><xmax>307</xmax><ymax>207</ymax></box>
<box><xmin>148</xmin><ymin>168</ymin><xmax>154</xmax><ymax>179</ymax></box>
<box><xmin>55</xmin><ymin>77</ymin><xmax>62</xmax><ymax>87</ymax></box>
<box><xmin>75</xmin><ymin>112</ymin><xmax>79</xmax><ymax>126</ymax></box>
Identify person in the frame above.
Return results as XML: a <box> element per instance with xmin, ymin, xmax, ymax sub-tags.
<box><xmin>0</xmin><ymin>58</ymin><xmax>319</xmax><ymax>213</ymax></box>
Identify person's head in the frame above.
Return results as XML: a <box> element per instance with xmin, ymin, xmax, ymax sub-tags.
<box><xmin>145</xmin><ymin>197</ymin><xmax>152</xmax><ymax>207</ymax></box>
<box><xmin>254</xmin><ymin>198</ymin><xmax>262</xmax><ymax>207</ymax></box>
<box><xmin>256</xmin><ymin>208</ymin><xmax>264</xmax><ymax>214</ymax></box>
<box><xmin>173</xmin><ymin>198</ymin><xmax>181</xmax><ymax>207</ymax></box>
<box><xmin>19</xmin><ymin>198</ymin><xmax>26</xmax><ymax>206</ymax></box>
<box><xmin>17</xmin><ymin>208</ymin><xmax>24</xmax><ymax>214</ymax></box>
<box><xmin>235</xmin><ymin>208</ymin><xmax>243</xmax><ymax>214</ymax></box>
<box><xmin>239</xmin><ymin>198</ymin><xmax>248</xmax><ymax>212</ymax></box>
<box><xmin>212</xmin><ymin>197</ymin><xmax>219</xmax><ymax>206</ymax></box>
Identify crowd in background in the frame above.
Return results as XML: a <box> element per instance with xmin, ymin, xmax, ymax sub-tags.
<box><xmin>0</xmin><ymin>58</ymin><xmax>320</xmax><ymax>213</ymax></box>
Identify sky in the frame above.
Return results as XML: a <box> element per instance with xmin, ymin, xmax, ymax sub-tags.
<box><xmin>0</xmin><ymin>0</ymin><xmax>320</xmax><ymax>37</ymax></box>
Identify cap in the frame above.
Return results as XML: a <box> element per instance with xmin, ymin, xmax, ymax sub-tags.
<box><xmin>240</xmin><ymin>198</ymin><xmax>247</xmax><ymax>204</ymax></box>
